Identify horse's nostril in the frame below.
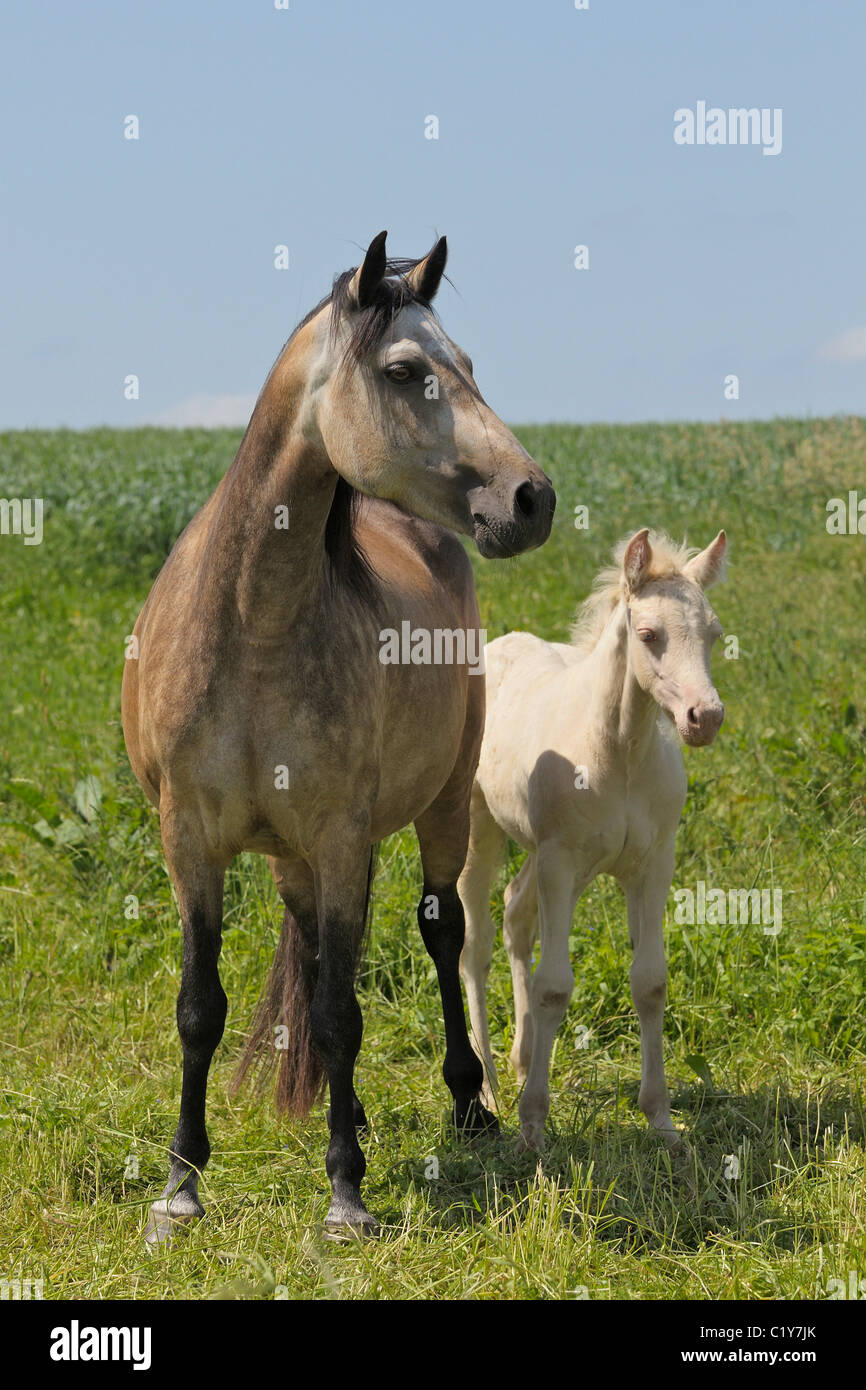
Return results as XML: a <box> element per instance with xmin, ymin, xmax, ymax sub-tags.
<box><xmin>514</xmin><ymin>482</ymin><xmax>536</xmax><ymax>520</ymax></box>
<box><xmin>687</xmin><ymin>707</ymin><xmax>699</xmax><ymax>726</ymax></box>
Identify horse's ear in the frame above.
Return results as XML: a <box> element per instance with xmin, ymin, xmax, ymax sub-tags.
<box><xmin>347</xmin><ymin>230</ymin><xmax>388</xmax><ymax>310</ymax></box>
<box><xmin>684</xmin><ymin>530</ymin><xmax>727</xmax><ymax>589</ymax></box>
<box><xmin>623</xmin><ymin>528</ymin><xmax>651</xmax><ymax>593</ymax></box>
<box><xmin>404</xmin><ymin>236</ymin><xmax>448</xmax><ymax>302</ymax></box>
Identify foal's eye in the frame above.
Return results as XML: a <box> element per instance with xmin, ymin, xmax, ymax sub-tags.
<box><xmin>384</xmin><ymin>363</ymin><xmax>414</xmax><ymax>383</ymax></box>
<box><xmin>638</xmin><ymin>630</ymin><xmax>656</xmax><ymax>643</ymax></box>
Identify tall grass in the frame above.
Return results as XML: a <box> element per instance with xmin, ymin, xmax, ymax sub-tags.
<box><xmin>0</xmin><ymin>418</ymin><xmax>863</xmax><ymax>1298</ymax></box>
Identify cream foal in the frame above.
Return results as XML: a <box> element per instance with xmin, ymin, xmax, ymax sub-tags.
<box><xmin>458</xmin><ymin>527</ymin><xmax>727</xmax><ymax>1150</ymax></box>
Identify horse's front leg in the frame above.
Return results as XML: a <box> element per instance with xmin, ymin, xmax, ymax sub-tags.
<box><xmin>147</xmin><ymin>829</ymin><xmax>227</xmax><ymax>1244</ymax></box>
<box><xmin>312</xmin><ymin>836</ymin><xmax>378</xmax><ymax>1237</ymax></box>
<box><xmin>417</xmin><ymin>881</ymin><xmax>498</xmax><ymax>1133</ymax></box>
<box><xmin>625</xmin><ymin>843</ymin><xmax>679</xmax><ymax>1147</ymax></box>
<box><xmin>518</xmin><ymin>842</ymin><xmax>582</xmax><ymax>1151</ymax></box>
<box><xmin>416</xmin><ymin>798</ymin><xmax>498</xmax><ymax>1136</ymax></box>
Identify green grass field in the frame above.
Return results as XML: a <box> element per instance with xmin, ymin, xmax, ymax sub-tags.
<box><xmin>1</xmin><ymin>418</ymin><xmax>864</xmax><ymax>1300</ymax></box>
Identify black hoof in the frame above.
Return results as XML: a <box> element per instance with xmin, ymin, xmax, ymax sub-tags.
<box><xmin>454</xmin><ymin>1096</ymin><xmax>500</xmax><ymax>1137</ymax></box>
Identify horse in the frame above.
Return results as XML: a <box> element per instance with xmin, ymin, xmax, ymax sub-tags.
<box><xmin>457</xmin><ymin>527</ymin><xmax>727</xmax><ymax>1150</ymax></box>
<box><xmin>121</xmin><ymin>231</ymin><xmax>556</xmax><ymax>1239</ymax></box>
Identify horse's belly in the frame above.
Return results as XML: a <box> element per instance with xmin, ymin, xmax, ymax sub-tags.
<box><xmin>371</xmin><ymin>669</ymin><xmax>471</xmax><ymax>837</ymax></box>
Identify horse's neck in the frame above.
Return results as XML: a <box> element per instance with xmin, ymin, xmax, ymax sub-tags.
<box><xmin>201</xmin><ymin>349</ymin><xmax>337</xmax><ymax>642</ymax></box>
<box><xmin>583</xmin><ymin>601</ymin><xmax>659</xmax><ymax>759</ymax></box>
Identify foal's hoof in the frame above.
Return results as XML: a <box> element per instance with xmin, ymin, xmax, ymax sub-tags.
<box><xmin>515</xmin><ymin>1127</ymin><xmax>544</xmax><ymax>1156</ymax></box>
<box><xmin>650</xmin><ymin>1120</ymin><xmax>687</xmax><ymax>1152</ymax></box>
<box><xmin>480</xmin><ymin>1086</ymin><xmax>500</xmax><ymax>1115</ymax></box>
<box><xmin>454</xmin><ymin>1096</ymin><xmax>499</xmax><ymax>1137</ymax></box>
<box><xmin>144</xmin><ymin>1192</ymin><xmax>204</xmax><ymax>1247</ymax></box>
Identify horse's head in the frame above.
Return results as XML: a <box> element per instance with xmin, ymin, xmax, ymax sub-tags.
<box><xmin>308</xmin><ymin>231</ymin><xmax>555</xmax><ymax>557</ymax></box>
<box><xmin>622</xmin><ymin>528</ymin><xmax>727</xmax><ymax>747</ymax></box>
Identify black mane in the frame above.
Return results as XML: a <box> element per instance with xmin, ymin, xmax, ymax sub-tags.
<box><xmin>282</xmin><ymin>250</ymin><xmax>446</xmax><ymax>606</ymax></box>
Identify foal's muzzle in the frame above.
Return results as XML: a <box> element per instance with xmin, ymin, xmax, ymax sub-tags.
<box><xmin>681</xmin><ymin>698</ymin><xmax>725</xmax><ymax>747</ymax></box>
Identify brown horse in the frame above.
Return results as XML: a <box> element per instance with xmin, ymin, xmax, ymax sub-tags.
<box><xmin>121</xmin><ymin>232</ymin><xmax>555</xmax><ymax>1238</ymax></box>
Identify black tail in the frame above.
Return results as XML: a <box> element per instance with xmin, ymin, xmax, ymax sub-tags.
<box><xmin>230</xmin><ymin>905</ymin><xmax>325</xmax><ymax>1117</ymax></box>
<box><xmin>231</xmin><ymin>849</ymin><xmax>377</xmax><ymax>1117</ymax></box>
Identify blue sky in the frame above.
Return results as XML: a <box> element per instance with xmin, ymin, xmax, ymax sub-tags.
<box><xmin>1</xmin><ymin>0</ymin><xmax>864</xmax><ymax>427</ymax></box>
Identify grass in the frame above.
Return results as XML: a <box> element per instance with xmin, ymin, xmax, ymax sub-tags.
<box><xmin>0</xmin><ymin>417</ymin><xmax>864</xmax><ymax>1299</ymax></box>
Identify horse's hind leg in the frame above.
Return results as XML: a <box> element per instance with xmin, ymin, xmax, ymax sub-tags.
<box><xmin>311</xmin><ymin>833</ymin><xmax>378</xmax><ymax>1236</ymax></box>
<box><xmin>415</xmin><ymin>790</ymin><xmax>498</xmax><ymax>1137</ymax></box>
<box><xmin>457</xmin><ymin>782</ymin><xmax>506</xmax><ymax>1110</ymax></box>
<box><xmin>147</xmin><ymin>817</ymin><xmax>227</xmax><ymax>1244</ymax></box>
<box><xmin>502</xmin><ymin>854</ymin><xmax>539</xmax><ymax>1086</ymax></box>
<box><xmin>268</xmin><ymin>855</ymin><xmax>366</xmax><ymax>1130</ymax></box>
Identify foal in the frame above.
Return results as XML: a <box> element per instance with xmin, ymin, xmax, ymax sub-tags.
<box><xmin>458</xmin><ymin>528</ymin><xmax>727</xmax><ymax>1150</ymax></box>
<box><xmin>122</xmin><ymin>232</ymin><xmax>555</xmax><ymax>1237</ymax></box>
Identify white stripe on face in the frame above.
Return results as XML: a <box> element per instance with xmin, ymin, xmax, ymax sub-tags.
<box><xmin>390</xmin><ymin>303</ymin><xmax>470</xmax><ymax>378</ymax></box>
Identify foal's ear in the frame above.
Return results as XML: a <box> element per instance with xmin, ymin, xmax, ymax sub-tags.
<box><xmin>684</xmin><ymin>530</ymin><xmax>727</xmax><ymax>589</ymax></box>
<box><xmin>623</xmin><ymin>527</ymin><xmax>652</xmax><ymax>594</ymax></box>
<box><xmin>404</xmin><ymin>235</ymin><xmax>448</xmax><ymax>303</ymax></box>
<box><xmin>347</xmin><ymin>230</ymin><xmax>388</xmax><ymax>310</ymax></box>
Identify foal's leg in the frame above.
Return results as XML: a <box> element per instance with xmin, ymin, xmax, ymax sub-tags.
<box><xmin>416</xmin><ymin>800</ymin><xmax>498</xmax><ymax>1136</ymax></box>
<box><xmin>312</xmin><ymin>836</ymin><xmax>378</xmax><ymax>1235</ymax></box>
<box><xmin>457</xmin><ymin>783</ymin><xmax>506</xmax><ymax>1109</ymax></box>
<box><xmin>502</xmin><ymin>854</ymin><xmax>539</xmax><ymax>1086</ymax></box>
<box><xmin>625</xmin><ymin>845</ymin><xmax>679</xmax><ymax>1147</ymax></box>
<box><xmin>147</xmin><ymin>824</ymin><xmax>227</xmax><ymax>1244</ymax></box>
<box><xmin>518</xmin><ymin>842</ymin><xmax>582</xmax><ymax>1151</ymax></box>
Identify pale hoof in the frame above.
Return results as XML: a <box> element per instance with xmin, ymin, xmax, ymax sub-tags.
<box><xmin>322</xmin><ymin>1188</ymin><xmax>379</xmax><ymax>1242</ymax></box>
<box><xmin>516</xmin><ymin>1126</ymin><xmax>544</xmax><ymax>1155</ymax></box>
<box><xmin>322</xmin><ymin>1212</ymin><xmax>380</xmax><ymax>1243</ymax></box>
<box><xmin>144</xmin><ymin>1192</ymin><xmax>204</xmax><ymax>1248</ymax></box>
<box><xmin>480</xmin><ymin>1087</ymin><xmax>499</xmax><ymax>1115</ymax></box>
<box><xmin>651</xmin><ymin>1120</ymin><xmax>686</xmax><ymax>1151</ymax></box>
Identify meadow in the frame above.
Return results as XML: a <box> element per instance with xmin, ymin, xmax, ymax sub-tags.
<box><xmin>1</xmin><ymin>417</ymin><xmax>864</xmax><ymax>1300</ymax></box>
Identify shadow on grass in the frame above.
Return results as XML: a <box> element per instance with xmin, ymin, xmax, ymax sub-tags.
<box><xmin>368</xmin><ymin>1079</ymin><xmax>865</xmax><ymax>1256</ymax></box>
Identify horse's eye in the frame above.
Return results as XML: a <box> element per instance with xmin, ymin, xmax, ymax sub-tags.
<box><xmin>638</xmin><ymin>630</ymin><xmax>656</xmax><ymax>643</ymax></box>
<box><xmin>385</xmin><ymin>363</ymin><xmax>414</xmax><ymax>383</ymax></box>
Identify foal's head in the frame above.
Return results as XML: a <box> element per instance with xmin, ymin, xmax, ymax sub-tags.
<box><xmin>620</xmin><ymin>528</ymin><xmax>727</xmax><ymax>746</ymax></box>
<box><xmin>302</xmin><ymin>231</ymin><xmax>555</xmax><ymax>557</ymax></box>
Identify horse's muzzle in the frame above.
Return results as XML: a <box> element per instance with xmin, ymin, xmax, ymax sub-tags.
<box><xmin>471</xmin><ymin>475</ymin><xmax>556</xmax><ymax>557</ymax></box>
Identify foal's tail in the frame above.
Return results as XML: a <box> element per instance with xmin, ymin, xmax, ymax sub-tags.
<box><xmin>230</xmin><ymin>850</ymin><xmax>377</xmax><ymax>1118</ymax></box>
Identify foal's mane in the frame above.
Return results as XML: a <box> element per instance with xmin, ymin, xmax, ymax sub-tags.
<box><xmin>570</xmin><ymin>531</ymin><xmax>699</xmax><ymax>653</ymax></box>
<box><xmin>281</xmin><ymin>251</ymin><xmax>444</xmax><ymax>606</ymax></box>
